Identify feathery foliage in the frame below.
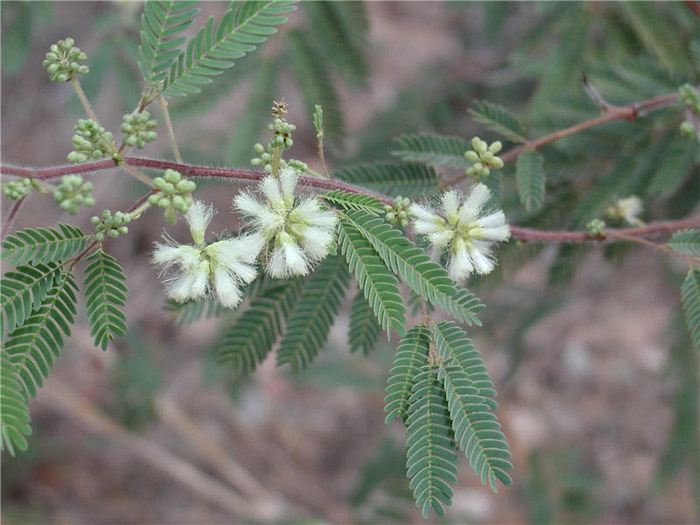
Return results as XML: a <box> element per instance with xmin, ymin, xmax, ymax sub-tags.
<box><xmin>405</xmin><ymin>364</ymin><xmax>459</xmax><ymax>519</ymax></box>
<box><xmin>83</xmin><ymin>249</ymin><xmax>128</xmax><ymax>350</ymax></box>
<box><xmin>0</xmin><ymin>352</ymin><xmax>32</xmax><ymax>456</ymax></box>
<box><xmin>384</xmin><ymin>324</ymin><xmax>431</xmax><ymax>424</ymax></box>
<box><xmin>433</xmin><ymin>321</ymin><xmax>513</xmax><ymax>490</ymax></box>
<box><xmin>342</xmin><ymin>210</ymin><xmax>484</xmax><ymax>326</ymax></box>
<box><xmin>349</xmin><ymin>291</ymin><xmax>381</xmax><ymax>355</ymax></box>
<box><xmin>277</xmin><ymin>255</ymin><xmax>350</xmax><ymax>371</ymax></box>
<box><xmin>2</xmin><ymin>271</ymin><xmax>78</xmax><ymax>398</ymax></box>
<box><xmin>320</xmin><ymin>190</ymin><xmax>383</xmax><ymax>214</ymax></box>
<box><xmin>516</xmin><ymin>150</ymin><xmax>546</xmax><ymax>212</ymax></box>
<box><xmin>164</xmin><ymin>297</ymin><xmax>224</xmax><ymax>325</ymax></box>
<box><xmin>648</xmin><ymin>137</ymin><xmax>697</xmax><ymax>197</ymax></box>
<box><xmin>218</xmin><ymin>280</ymin><xmax>302</xmax><ymax>375</ymax></box>
<box><xmin>1</xmin><ymin>223</ymin><xmax>90</xmax><ymax>266</ymax></box>
<box><xmin>681</xmin><ymin>268</ymin><xmax>700</xmax><ymax>352</ymax></box>
<box><xmin>391</xmin><ymin>134</ymin><xmax>471</xmax><ymax>169</ymax></box>
<box><xmin>667</xmin><ymin>230</ymin><xmax>700</xmax><ymax>258</ymax></box>
<box><xmin>162</xmin><ymin>1</ymin><xmax>297</xmax><ymax>97</ymax></box>
<box><xmin>468</xmin><ymin>100</ymin><xmax>527</xmax><ymax>143</ymax></box>
<box><xmin>338</xmin><ymin>214</ymin><xmax>406</xmax><ymax>337</ymax></box>
<box><xmin>1</xmin><ymin>263</ymin><xmax>61</xmax><ymax>338</ymax></box>
<box><xmin>138</xmin><ymin>0</ymin><xmax>201</xmax><ymax>84</ymax></box>
<box><xmin>335</xmin><ymin>163</ymin><xmax>439</xmax><ymax>199</ymax></box>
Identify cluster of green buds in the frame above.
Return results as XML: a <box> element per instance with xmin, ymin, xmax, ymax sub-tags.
<box><xmin>92</xmin><ymin>210</ymin><xmax>131</xmax><ymax>241</ymax></box>
<box><xmin>585</xmin><ymin>219</ymin><xmax>606</xmax><ymax>237</ymax></box>
<box><xmin>42</xmin><ymin>37</ymin><xmax>89</xmax><ymax>83</ymax></box>
<box><xmin>383</xmin><ymin>196</ymin><xmax>412</xmax><ymax>227</ymax></box>
<box><xmin>678</xmin><ymin>84</ymin><xmax>700</xmax><ymax>141</ymax></box>
<box><xmin>121</xmin><ymin>111</ymin><xmax>158</xmax><ymax>149</ymax></box>
<box><xmin>464</xmin><ymin>137</ymin><xmax>504</xmax><ymax>178</ymax></box>
<box><xmin>54</xmin><ymin>175</ymin><xmax>95</xmax><ymax>214</ymax></box>
<box><xmin>67</xmin><ymin>119</ymin><xmax>114</xmax><ymax>163</ymax></box>
<box><xmin>2</xmin><ymin>178</ymin><xmax>33</xmax><ymax>200</ymax></box>
<box><xmin>251</xmin><ymin>100</ymin><xmax>298</xmax><ymax>173</ymax></box>
<box><xmin>147</xmin><ymin>169</ymin><xmax>196</xmax><ymax>224</ymax></box>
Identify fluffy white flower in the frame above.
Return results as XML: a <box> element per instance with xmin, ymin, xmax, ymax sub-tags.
<box><xmin>410</xmin><ymin>183</ymin><xmax>510</xmax><ymax>282</ymax></box>
<box><xmin>152</xmin><ymin>201</ymin><xmax>263</xmax><ymax>308</ymax></box>
<box><xmin>234</xmin><ymin>171</ymin><xmax>338</xmax><ymax>278</ymax></box>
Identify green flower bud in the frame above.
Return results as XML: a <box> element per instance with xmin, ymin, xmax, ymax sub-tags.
<box><xmin>158</xmin><ymin>198</ymin><xmax>171</xmax><ymax>209</ymax></box>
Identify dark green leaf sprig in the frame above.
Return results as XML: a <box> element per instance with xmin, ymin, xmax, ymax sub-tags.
<box><xmin>42</xmin><ymin>37</ymin><xmax>89</xmax><ymax>83</ymax></box>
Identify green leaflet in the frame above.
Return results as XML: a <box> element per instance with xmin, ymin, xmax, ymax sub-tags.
<box><xmin>405</xmin><ymin>364</ymin><xmax>459</xmax><ymax>519</ymax></box>
<box><xmin>342</xmin><ymin>210</ymin><xmax>484</xmax><ymax>326</ymax></box>
<box><xmin>1</xmin><ymin>223</ymin><xmax>90</xmax><ymax>266</ymax></box>
<box><xmin>277</xmin><ymin>255</ymin><xmax>350</xmax><ymax>371</ymax></box>
<box><xmin>516</xmin><ymin>150</ymin><xmax>546</xmax><ymax>212</ymax></box>
<box><xmin>384</xmin><ymin>324</ymin><xmax>431</xmax><ymax>424</ymax></box>
<box><xmin>681</xmin><ymin>268</ymin><xmax>700</xmax><ymax>352</ymax></box>
<box><xmin>667</xmin><ymin>229</ymin><xmax>700</xmax><ymax>258</ymax></box>
<box><xmin>1</xmin><ymin>263</ymin><xmax>61</xmax><ymax>338</ymax></box>
<box><xmin>349</xmin><ymin>291</ymin><xmax>381</xmax><ymax>356</ymax></box>
<box><xmin>0</xmin><ymin>352</ymin><xmax>32</xmax><ymax>456</ymax></box>
<box><xmin>391</xmin><ymin>134</ymin><xmax>471</xmax><ymax>169</ymax></box>
<box><xmin>337</xmin><ymin>215</ymin><xmax>406</xmax><ymax>337</ymax></box>
<box><xmin>648</xmin><ymin>136</ymin><xmax>697</xmax><ymax>197</ymax></box>
<box><xmin>138</xmin><ymin>0</ymin><xmax>201</xmax><ymax>84</ymax></box>
<box><xmin>162</xmin><ymin>1</ymin><xmax>297</xmax><ymax>97</ymax></box>
<box><xmin>335</xmin><ymin>162</ymin><xmax>439</xmax><ymax>199</ymax></box>
<box><xmin>468</xmin><ymin>101</ymin><xmax>527</xmax><ymax>143</ymax></box>
<box><xmin>2</xmin><ymin>271</ymin><xmax>78</xmax><ymax>399</ymax></box>
<box><xmin>218</xmin><ymin>279</ymin><xmax>303</xmax><ymax>375</ymax></box>
<box><xmin>320</xmin><ymin>190</ymin><xmax>384</xmax><ymax>215</ymax></box>
<box><xmin>83</xmin><ymin>250</ymin><xmax>128</xmax><ymax>350</ymax></box>
<box><xmin>164</xmin><ymin>297</ymin><xmax>224</xmax><ymax>325</ymax></box>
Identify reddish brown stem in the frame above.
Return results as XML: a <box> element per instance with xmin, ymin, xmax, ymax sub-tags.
<box><xmin>684</xmin><ymin>0</ymin><xmax>700</xmax><ymax>18</ymax></box>
<box><xmin>1</xmin><ymin>196</ymin><xmax>27</xmax><ymax>238</ymax></box>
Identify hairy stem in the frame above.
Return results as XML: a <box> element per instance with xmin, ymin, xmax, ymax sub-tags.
<box><xmin>70</xmin><ymin>77</ymin><xmax>101</xmax><ymax>125</ymax></box>
<box><xmin>1</xmin><ymin>196</ymin><xmax>26</xmax><ymax>238</ymax></box>
<box><xmin>117</xmin><ymin>160</ymin><xmax>155</xmax><ymax>187</ymax></box>
<box><xmin>159</xmin><ymin>94</ymin><xmax>183</xmax><ymax>164</ymax></box>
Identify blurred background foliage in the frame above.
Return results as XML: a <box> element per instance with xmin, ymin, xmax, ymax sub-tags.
<box><xmin>1</xmin><ymin>1</ymin><xmax>698</xmax><ymax>523</ymax></box>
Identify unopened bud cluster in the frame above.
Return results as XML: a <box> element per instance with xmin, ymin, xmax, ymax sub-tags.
<box><xmin>678</xmin><ymin>84</ymin><xmax>700</xmax><ymax>141</ymax></box>
<box><xmin>383</xmin><ymin>196</ymin><xmax>412</xmax><ymax>227</ymax></box>
<box><xmin>121</xmin><ymin>111</ymin><xmax>158</xmax><ymax>149</ymax></box>
<box><xmin>251</xmin><ymin>102</ymin><xmax>301</xmax><ymax>173</ymax></box>
<box><xmin>67</xmin><ymin>119</ymin><xmax>114</xmax><ymax>163</ymax></box>
<box><xmin>42</xmin><ymin>37</ymin><xmax>89</xmax><ymax>83</ymax></box>
<box><xmin>586</xmin><ymin>219</ymin><xmax>606</xmax><ymax>237</ymax></box>
<box><xmin>148</xmin><ymin>169</ymin><xmax>196</xmax><ymax>224</ymax></box>
<box><xmin>92</xmin><ymin>210</ymin><xmax>131</xmax><ymax>241</ymax></box>
<box><xmin>2</xmin><ymin>179</ymin><xmax>33</xmax><ymax>200</ymax></box>
<box><xmin>54</xmin><ymin>175</ymin><xmax>95</xmax><ymax>214</ymax></box>
<box><xmin>464</xmin><ymin>137</ymin><xmax>504</xmax><ymax>178</ymax></box>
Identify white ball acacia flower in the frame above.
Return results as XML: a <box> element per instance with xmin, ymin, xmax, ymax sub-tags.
<box><xmin>234</xmin><ymin>167</ymin><xmax>338</xmax><ymax>278</ymax></box>
<box><xmin>152</xmin><ymin>201</ymin><xmax>262</xmax><ymax>308</ymax></box>
<box><xmin>410</xmin><ymin>183</ymin><xmax>510</xmax><ymax>282</ymax></box>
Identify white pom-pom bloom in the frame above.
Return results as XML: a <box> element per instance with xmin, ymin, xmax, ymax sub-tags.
<box><xmin>233</xmin><ymin>168</ymin><xmax>338</xmax><ymax>278</ymax></box>
<box><xmin>152</xmin><ymin>201</ymin><xmax>262</xmax><ymax>308</ymax></box>
<box><xmin>409</xmin><ymin>183</ymin><xmax>510</xmax><ymax>282</ymax></box>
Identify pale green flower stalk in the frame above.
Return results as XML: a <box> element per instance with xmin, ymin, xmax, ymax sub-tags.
<box><xmin>410</xmin><ymin>183</ymin><xmax>510</xmax><ymax>282</ymax></box>
<box><xmin>152</xmin><ymin>201</ymin><xmax>263</xmax><ymax>308</ymax></box>
<box><xmin>234</xmin><ymin>167</ymin><xmax>338</xmax><ymax>278</ymax></box>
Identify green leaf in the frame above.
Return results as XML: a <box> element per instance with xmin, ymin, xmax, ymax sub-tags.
<box><xmin>468</xmin><ymin>101</ymin><xmax>527</xmax><ymax>143</ymax></box>
<box><xmin>681</xmin><ymin>268</ymin><xmax>700</xmax><ymax>352</ymax></box>
<box><xmin>384</xmin><ymin>324</ymin><xmax>431</xmax><ymax>424</ymax></box>
<box><xmin>162</xmin><ymin>0</ymin><xmax>297</xmax><ymax>97</ymax></box>
<box><xmin>342</xmin><ymin>210</ymin><xmax>484</xmax><ymax>326</ymax></box>
<box><xmin>405</xmin><ymin>364</ymin><xmax>459</xmax><ymax>519</ymax></box>
<box><xmin>433</xmin><ymin>321</ymin><xmax>513</xmax><ymax>490</ymax></box>
<box><xmin>138</xmin><ymin>0</ymin><xmax>201</xmax><ymax>84</ymax></box>
<box><xmin>335</xmin><ymin>163</ymin><xmax>439</xmax><ymax>199</ymax></box>
<box><xmin>3</xmin><ymin>271</ymin><xmax>78</xmax><ymax>398</ymax></box>
<box><xmin>1</xmin><ymin>263</ymin><xmax>61</xmax><ymax>338</ymax></box>
<box><xmin>648</xmin><ymin>137</ymin><xmax>697</xmax><ymax>197</ymax></box>
<box><xmin>277</xmin><ymin>255</ymin><xmax>350</xmax><ymax>371</ymax></box>
<box><xmin>1</xmin><ymin>223</ymin><xmax>90</xmax><ymax>266</ymax></box>
<box><xmin>83</xmin><ymin>250</ymin><xmax>128</xmax><ymax>350</ymax></box>
<box><xmin>0</xmin><ymin>352</ymin><xmax>32</xmax><ymax>456</ymax></box>
<box><xmin>391</xmin><ymin>134</ymin><xmax>472</xmax><ymax>169</ymax></box>
<box><xmin>218</xmin><ymin>280</ymin><xmax>302</xmax><ymax>375</ymax></box>
<box><xmin>320</xmin><ymin>190</ymin><xmax>384</xmax><ymax>214</ymax></box>
<box><xmin>164</xmin><ymin>297</ymin><xmax>224</xmax><ymax>325</ymax></box>
<box><xmin>286</xmin><ymin>28</ymin><xmax>344</xmax><ymax>145</ymax></box>
<box><xmin>338</xmin><ymin>215</ymin><xmax>406</xmax><ymax>337</ymax></box>
<box><xmin>349</xmin><ymin>291</ymin><xmax>381</xmax><ymax>356</ymax></box>
<box><xmin>516</xmin><ymin>150</ymin><xmax>546</xmax><ymax>212</ymax></box>
<box><xmin>668</xmin><ymin>230</ymin><xmax>700</xmax><ymax>258</ymax></box>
